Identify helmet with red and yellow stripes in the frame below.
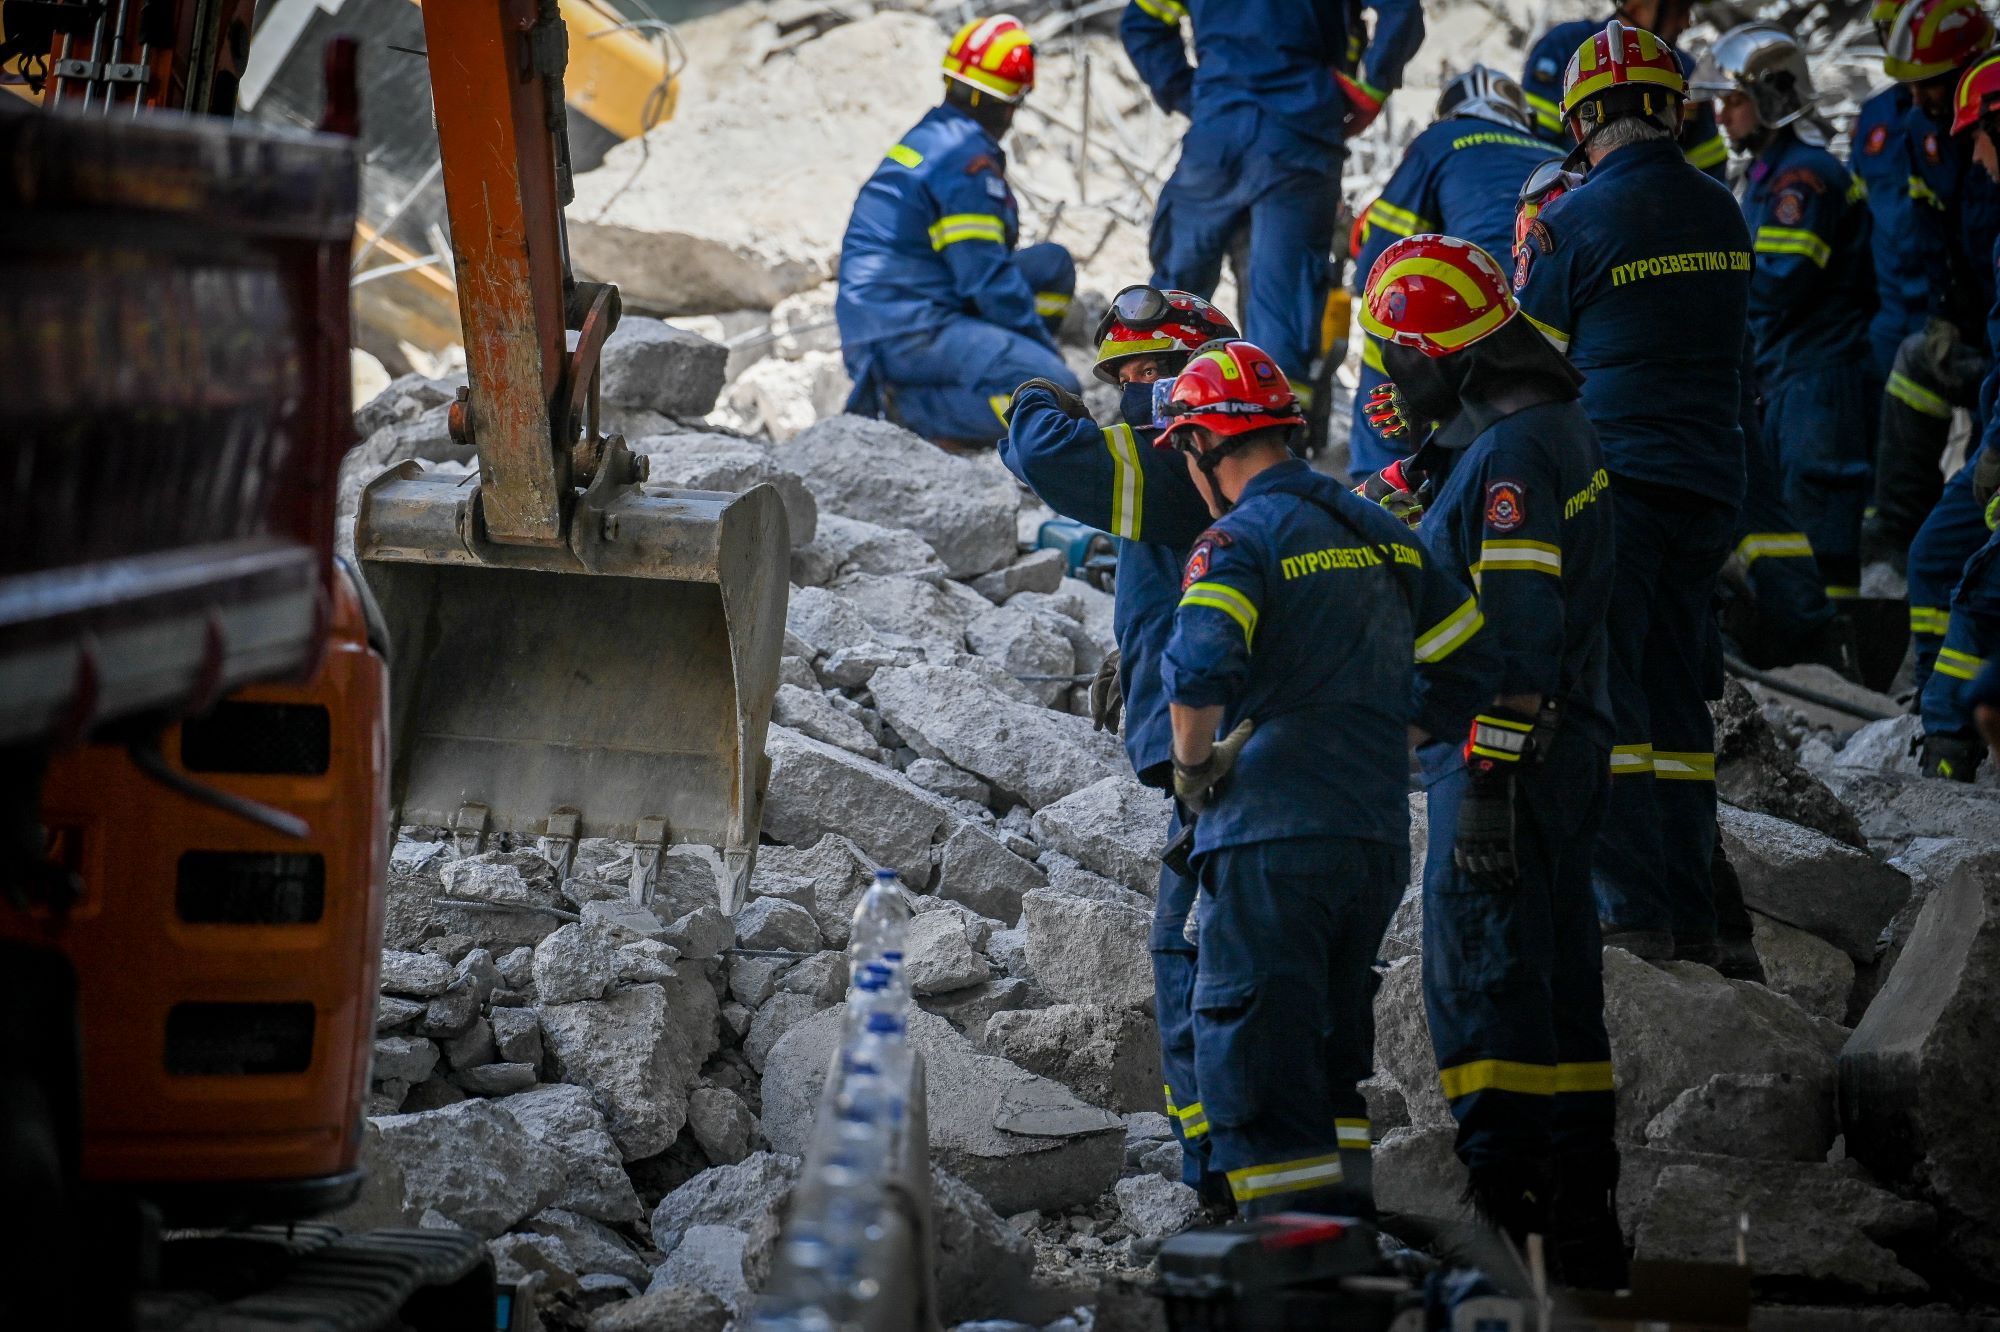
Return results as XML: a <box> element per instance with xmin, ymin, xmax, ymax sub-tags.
<box><xmin>1359</xmin><ymin>235</ymin><xmax>1518</xmax><ymax>359</ymax></box>
<box><xmin>1091</xmin><ymin>286</ymin><xmax>1240</xmax><ymax>383</ymax></box>
<box><xmin>1559</xmin><ymin>20</ymin><xmax>1688</xmax><ymax>133</ymax></box>
<box><xmin>1886</xmin><ymin>0</ymin><xmax>1994</xmax><ymax>83</ymax></box>
<box><xmin>943</xmin><ymin>14</ymin><xmax>1036</xmax><ymax>103</ymax></box>
<box><xmin>1151</xmin><ymin>343</ymin><xmax>1305</xmax><ymax>450</ymax></box>
<box><xmin>1952</xmin><ymin>48</ymin><xmax>2000</xmax><ymax>133</ymax></box>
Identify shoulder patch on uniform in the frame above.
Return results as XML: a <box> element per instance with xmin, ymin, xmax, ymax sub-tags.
<box><xmin>964</xmin><ymin>153</ymin><xmax>1002</xmax><ymax>177</ymax></box>
<box><xmin>1484</xmin><ymin>479</ymin><xmax>1526</xmax><ymax>533</ymax></box>
<box><xmin>1863</xmin><ymin>123</ymin><xmax>1888</xmax><ymax>155</ymax></box>
<box><xmin>1513</xmin><ymin>245</ymin><xmax>1533</xmax><ymax>292</ymax></box>
<box><xmin>1924</xmin><ymin>131</ymin><xmax>1941</xmax><ymax>165</ymax></box>
<box><xmin>1182</xmin><ymin>541</ymin><xmax>1213</xmax><ymax>591</ymax></box>
<box><xmin>1194</xmin><ymin>525</ymin><xmax>1234</xmax><ymax>548</ymax></box>
<box><xmin>984</xmin><ymin>174</ymin><xmax>1008</xmax><ymax>200</ymax></box>
<box><xmin>1772</xmin><ymin>189</ymin><xmax>1805</xmax><ymax>226</ymax></box>
<box><xmin>1529</xmin><ymin>219</ymin><xmax>1556</xmax><ymax>255</ymax></box>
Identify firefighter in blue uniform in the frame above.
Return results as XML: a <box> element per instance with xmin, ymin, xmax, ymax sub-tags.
<box><xmin>1155</xmin><ymin>340</ymin><xmax>1495</xmax><ymax>1218</ymax></box>
<box><xmin>1918</xmin><ymin>51</ymin><xmax>2000</xmax><ymax>780</ymax></box>
<box><xmin>836</xmin><ymin>15</ymin><xmax>1080</xmax><ymax>448</ymax></box>
<box><xmin>1853</xmin><ymin>0</ymin><xmax>1931</xmax><ymax>387</ymax></box>
<box><xmin>1347</xmin><ymin>67</ymin><xmax>1553</xmax><ymax>478</ymax></box>
<box><xmin>1866</xmin><ymin>0</ymin><xmax>1997</xmax><ymax>576</ymax></box>
<box><xmin>1697</xmin><ymin>24</ymin><xmax>1877</xmax><ymax>603</ymax></box>
<box><xmin>1121</xmin><ymin>0</ymin><xmax>1423</xmax><ymax>397</ymax></box>
<box><xmin>1513</xmin><ymin>22</ymin><xmax>1752</xmax><ymax>964</ymax></box>
<box><xmin>1360</xmin><ymin>235</ymin><xmax>1625</xmax><ymax>1286</ymax></box>
<box><xmin>1519</xmin><ymin>0</ymin><xmax>1728</xmax><ymax>178</ymax></box>
<box><xmin>996</xmin><ymin>288</ymin><xmax>1240</xmax><ymax>1199</ymax></box>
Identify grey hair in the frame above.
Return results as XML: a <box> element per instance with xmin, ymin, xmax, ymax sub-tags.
<box><xmin>1590</xmin><ymin>115</ymin><xmax>1675</xmax><ymax>151</ymax></box>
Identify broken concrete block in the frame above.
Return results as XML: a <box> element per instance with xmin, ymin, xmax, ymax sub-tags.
<box><xmin>490</xmin><ymin>1007</ymin><xmax>543</xmax><ymax>1067</ymax></box>
<box><xmin>1114</xmin><ymin>1174</ymin><xmax>1201</xmax><ymax>1239</ymax></box>
<box><xmin>792</xmin><ymin>512</ymin><xmax>943</xmax><ymax>587</ymax></box>
<box><xmin>871</xmin><ymin>663</ymin><xmax>1126</xmax><ymax>810</ymax></box>
<box><xmin>918</xmin><ymin>977</ymin><xmax>1038</xmax><ymax>1041</ymax></box>
<box><xmin>1718</xmin><ymin>803</ymin><xmax>1909</xmax><ymax>960</ymax></box>
<box><xmin>453</xmin><ymin>1063</ymin><xmax>537</xmax><ymax>1097</ymax></box>
<box><xmin>1031</xmin><ymin>777</ymin><xmax>1170</xmax><ymax>897</ymax></box>
<box><xmin>771</xmin><ymin>682</ymin><xmax>879</xmax><ymax>757</ymax></box>
<box><xmin>723</xmin><ymin>349</ymin><xmax>851</xmax><ymax>443</ymax></box>
<box><xmin>1833</xmin><ymin>713</ymin><xmax>1925</xmax><ymax>774</ymax></box>
<box><xmin>598</xmin><ymin>320</ymin><xmax>728</xmax><ymax>416</ymax></box>
<box><xmin>965</xmin><ymin>602</ymin><xmax>1077</xmax><ymax>706</ymax></box>
<box><xmin>905</xmin><ymin>757</ymin><xmax>993</xmax><ymax>807</ymax></box>
<box><xmin>904</xmin><ymin>908</ymin><xmax>995</xmax><ymax>996</ymax></box>
<box><xmin>1371</xmin><ymin>1125</ymin><xmax>1468</xmax><ymax>1227</ymax></box>
<box><xmin>830</xmin><ymin>571</ymin><xmax>975</xmax><ymax>650</ymax></box>
<box><xmin>533</xmin><ymin>922</ymin><xmax>621</xmax><ymax>1006</ymax></box>
<box><xmin>984</xmin><ymin>1004</ymin><xmax>1160</xmax><ymax>1112</ymax></box>
<box><xmin>1816</xmin><ymin>768</ymin><xmax>2000</xmax><ymax>859</ymax></box>
<box><xmin>972</xmin><ymin>549</ymin><xmax>1068</xmax><ymax>603</ymax></box>
<box><xmin>380</xmin><ymin>950</ymin><xmax>454</xmax><ymax>998</ymax></box>
<box><xmin>615</xmin><ymin>940</ymin><xmax>679</xmax><ymax>985</ymax></box>
<box><xmin>369</xmin><ymin>1099</ymin><xmax>566</xmax><ymax>1238</ymax></box>
<box><xmin>649</xmin><ymin>1150</ymin><xmax>798</xmax><ymax>1300</ymax></box>
<box><xmin>1633</xmin><ymin>1158</ymin><xmax>1933</xmax><ymax>1295</ymax></box>
<box><xmin>773</xmin><ymin>415</ymin><xmax>1020</xmax><ymax>577</ymax></box>
<box><xmin>1711</xmin><ymin>678</ymin><xmax>1865</xmax><ymax>847</ymax></box>
<box><xmin>631</xmin><ymin>433</ymin><xmax>816</xmax><ymax>545</ymax></box>
<box><xmin>373</xmin><ymin>1035</ymin><xmax>441</xmax><ymax>1087</ymax></box>
<box><xmin>524</xmin><ymin>1208</ymin><xmax>650</xmax><ymax>1285</ymax></box>
<box><xmin>763</xmin><ymin>727</ymin><xmax>953</xmax><ymax>888</ymax></box>
<box><xmin>783</xmin><ymin>585</ymin><xmax>874</xmax><ymax>661</ymax></box>
<box><xmin>648</xmin><ymin>1224</ymin><xmax>752</xmax><ymax>1317</ymax></box>
<box><xmin>1643</xmin><ymin>1071</ymin><xmax>1835</xmax><ymax>1162</ymax></box>
<box><xmin>494</xmin><ymin>1083</ymin><xmax>645</xmax><ymax>1223</ymax></box>
<box><xmin>538</xmin><ymin>974</ymin><xmax>719</xmax><ymax>1159</ymax></box>
<box><xmin>687</xmin><ymin>1086</ymin><xmax>758</xmax><ymax>1165</ymax></box>
<box><xmin>588</xmin><ymin>1282</ymin><xmax>729</xmax><ymax>1332</ymax></box>
<box><xmin>745</xmin><ymin>991</ymin><xmax>822</xmax><ymax>1071</ymax></box>
<box><xmin>764</xmin><ymin>1006</ymin><xmax>1122</xmax><ymax>1216</ymax></box>
<box><xmin>1020</xmin><ymin>886</ymin><xmax>1153</xmax><ymax>1013</ymax></box>
<box><xmin>353</xmin><ymin>371</ymin><xmax>457</xmax><ymax>441</ymax></box>
<box><xmin>931</xmin><ymin>1165</ymin><xmax>1035</xmax><ymax>1325</ymax></box>
<box><xmin>440</xmin><ymin>850</ymin><xmax>565</xmax><ymax>909</ymax></box>
<box><xmin>419</xmin><ymin>982</ymin><xmax>481</xmax><ymax>1039</ymax></box>
<box><xmin>1841</xmin><ymin>859</ymin><xmax>2000</xmax><ymax>1279</ymax></box>
<box><xmin>664</xmin><ymin>904</ymin><xmax>735</xmax><ymax>962</ymax></box>
<box><xmin>439</xmin><ymin>1018</ymin><xmax>495</xmax><ymax>1072</ymax></box>
<box><xmin>1372</xmin><ymin>956</ymin><xmax>1451</xmax><ymax>1131</ymax></box>
<box><xmin>728</xmin><ymin>952</ymin><xmax>795</xmax><ymax>1010</ymax></box>
<box><xmin>1751</xmin><ymin>912</ymin><xmax>1856</xmax><ymax>1024</ymax></box>
<box><xmin>934</xmin><ymin>823</ymin><xmax>1044</xmax><ymax>923</ymax></box>
<box><xmin>376</xmin><ymin>995</ymin><xmax>425</xmax><ymax>1032</ymax></box>
<box><xmin>776</xmin><ymin>950</ymin><xmax>849</xmax><ymax>1005</ymax></box>
<box><xmin>734</xmin><ymin>897</ymin><xmax>822</xmax><ymax>953</ymax></box>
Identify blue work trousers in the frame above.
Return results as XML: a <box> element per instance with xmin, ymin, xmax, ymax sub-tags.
<box><xmin>1736</xmin><ymin>397</ymin><xmax>1834</xmax><ymax>646</ymax></box>
<box><xmin>1920</xmin><ymin>525</ymin><xmax>2000</xmax><ymax>740</ymax></box>
<box><xmin>1591</xmin><ymin>485</ymin><xmax>1736</xmax><ymax>945</ymax></box>
<box><xmin>1909</xmin><ymin>457</ymin><xmax>1992</xmax><ymax>695</ymax></box>
<box><xmin>843</xmin><ymin>242</ymin><xmax>1079</xmax><ymax>445</ymax></box>
<box><xmin>1763</xmin><ymin>365</ymin><xmax>1876</xmax><ymax>599</ymax></box>
<box><xmin>1192</xmin><ymin>835</ymin><xmax>1402</xmax><ymax>1218</ymax></box>
<box><xmin>1150</xmin><ymin>121</ymin><xmax>1339</xmax><ymax>384</ymax></box>
<box><xmin>1150</xmin><ymin>822</ymin><xmax>1220</xmax><ymax>1200</ymax></box>
<box><xmin>1420</xmin><ymin>725</ymin><xmax>1615</xmax><ymax>1171</ymax></box>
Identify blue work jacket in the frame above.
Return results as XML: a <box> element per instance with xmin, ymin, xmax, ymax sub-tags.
<box><xmin>1518</xmin><ymin>16</ymin><xmax>1727</xmax><ymax>179</ymax></box>
<box><xmin>1513</xmin><ymin>138</ymin><xmax>1751</xmax><ymax>508</ymax></box>
<box><xmin>835</xmin><ymin>103</ymin><xmax>1052</xmax><ymax>353</ymax></box>
<box><xmin>1740</xmin><ymin>128</ymin><xmax>1874</xmax><ymax>383</ymax></box>
<box><xmin>1850</xmin><ymin>84</ymin><xmax>1929</xmax><ymax>362</ymax></box>
<box><xmin>1162</xmin><ymin>459</ymin><xmax>1494</xmax><ymax>853</ymax></box>
<box><xmin>999</xmin><ymin>389</ymin><xmax>1214</xmax><ymax>785</ymax></box>
<box><xmin>1906</xmin><ymin>101</ymin><xmax>2000</xmax><ymax>347</ymax></box>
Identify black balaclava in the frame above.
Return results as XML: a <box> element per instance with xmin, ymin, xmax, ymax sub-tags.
<box><xmin>944</xmin><ymin>81</ymin><xmax>1016</xmax><ymax>140</ymax></box>
<box><xmin>1119</xmin><ymin>380</ymin><xmax>1158</xmax><ymax>429</ymax></box>
<box><xmin>1380</xmin><ymin>313</ymin><xmax>1585</xmax><ymax>447</ymax></box>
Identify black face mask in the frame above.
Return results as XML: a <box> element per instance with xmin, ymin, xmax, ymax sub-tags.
<box><xmin>1380</xmin><ymin>340</ymin><xmax>1470</xmax><ymax>432</ymax></box>
<box><xmin>1119</xmin><ymin>380</ymin><xmax>1157</xmax><ymax>429</ymax></box>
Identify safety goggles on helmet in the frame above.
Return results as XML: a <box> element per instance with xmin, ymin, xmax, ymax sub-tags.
<box><xmin>1092</xmin><ymin>286</ymin><xmax>1231</xmax><ymax>346</ymax></box>
<box><xmin>1148</xmin><ymin>342</ymin><xmax>1306</xmax><ymax>451</ymax></box>
<box><xmin>1515</xmin><ymin>158</ymin><xmax>1581</xmax><ymax>256</ymax></box>
<box><xmin>1092</xmin><ymin>286</ymin><xmax>1240</xmax><ymax>383</ymax></box>
<box><xmin>1150</xmin><ymin>376</ymin><xmax>1289</xmax><ymax>430</ymax></box>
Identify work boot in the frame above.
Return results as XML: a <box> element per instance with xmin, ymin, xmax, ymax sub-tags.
<box><xmin>1465</xmin><ymin>1157</ymin><xmax>1554</xmax><ymax>1258</ymax></box>
<box><xmin>1598</xmin><ymin>925</ymin><xmax>1672</xmax><ymax>962</ymax></box>
<box><xmin>1552</xmin><ymin>1147</ymin><xmax>1629</xmax><ymax>1292</ymax></box>
<box><xmin>1920</xmin><ymin>734</ymin><xmax>1983</xmax><ymax>782</ymax></box>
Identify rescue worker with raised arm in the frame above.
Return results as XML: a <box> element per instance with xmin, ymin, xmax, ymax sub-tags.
<box><xmin>1360</xmin><ymin>234</ymin><xmax>1624</xmax><ymax>1288</ymax></box>
<box><xmin>1917</xmin><ymin>50</ymin><xmax>2000</xmax><ymax>780</ymax></box>
<box><xmin>1156</xmin><ymin>341</ymin><xmax>1496</xmax><ymax>1218</ymax></box>
<box><xmin>1696</xmin><ymin>23</ymin><xmax>1877</xmax><ymax>604</ymax></box>
<box><xmin>1519</xmin><ymin>0</ymin><xmax>1727</xmax><ymax>178</ymax></box>
<box><xmin>1348</xmin><ymin>68</ymin><xmax>1554</xmax><ymax>479</ymax></box>
<box><xmin>836</xmin><ymin>16</ymin><xmax>1081</xmax><ymax>449</ymax></box>
<box><xmin>997</xmin><ymin>288</ymin><xmax>1241</xmax><ymax>1200</ymax></box>
<box><xmin>1121</xmin><ymin>0</ymin><xmax>1423</xmax><ymax>402</ymax></box>
<box><xmin>1512</xmin><ymin>22</ymin><xmax>1752</xmax><ymax>965</ymax></box>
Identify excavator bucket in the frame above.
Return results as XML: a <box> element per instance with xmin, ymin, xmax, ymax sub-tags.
<box><xmin>354</xmin><ymin>441</ymin><xmax>790</xmax><ymax>913</ymax></box>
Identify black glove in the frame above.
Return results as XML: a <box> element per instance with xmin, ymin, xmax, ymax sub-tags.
<box><xmin>1352</xmin><ymin>452</ymin><xmax>1427</xmax><ymax>528</ymax></box>
<box><xmin>1089</xmin><ymin>647</ymin><xmax>1124</xmax><ymax>733</ymax></box>
<box><xmin>1453</xmin><ymin>707</ymin><xmax>1540</xmax><ymax>889</ymax></box>
<box><xmin>1010</xmin><ymin>377</ymin><xmax>1090</xmax><ymax>422</ymax></box>
<box><xmin>1173</xmin><ymin>719</ymin><xmax>1255</xmax><ymax>815</ymax></box>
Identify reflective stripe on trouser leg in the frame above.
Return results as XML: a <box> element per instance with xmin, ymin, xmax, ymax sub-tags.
<box><xmin>1908</xmin><ymin>465</ymin><xmax>1993</xmax><ymax>696</ymax></box>
<box><xmin>1193</xmin><ymin>836</ymin><xmax>1402</xmax><ymax>1217</ymax></box>
<box><xmin>1919</xmin><ymin>530</ymin><xmax>2000</xmax><ymax>740</ymax></box>
<box><xmin>1152</xmin><ymin>845</ymin><xmax>1220</xmax><ymax>1195</ymax></box>
<box><xmin>1421</xmin><ymin>726</ymin><xmax>1615</xmax><ymax>1168</ymax></box>
<box><xmin>1765</xmin><ymin>367</ymin><xmax>1873</xmax><ymax>600</ymax></box>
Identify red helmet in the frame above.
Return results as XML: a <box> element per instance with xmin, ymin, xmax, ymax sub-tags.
<box><xmin>1359</xmin><ymin>235</ymin><xmax>1518</xmax><ymax>359</ymax></box>
<box><xmin>1092</xmin><ymin>286</ymin><xmax>1240</xmax><ymax>383</ymax></box>
<box><xmin>1151</xmin><ymin>343</ymin><xmax>1305</xmax><ymax>451</ymax></box>
<box><xmin>1953</xmin><ymin>49</ymin><xmax>2000</xmax><ymax>132</ymax></box>
<box><xmin>1561</xmin><ymin>21</ymin><xmax>1688</xmax><ymax>132</ymax></box>
<box><xmin>1871</xmin><ymin>0</ymin><xmax>1910</xmax><ymax>43</ymax></box>
<box><xmin>1890</xmin><ymin>0</ymin><xmax>1997</xmax><ymax>82</ymax></box>
<box><xmin>1514</xmin><ymin>157</ymin><xmax>1579</xmax><ymax>258</ymax></box>
<box><xmin>943</xmin><ymin>15</ymin><xmax>1035</xmax><ymax>103</ymax></box>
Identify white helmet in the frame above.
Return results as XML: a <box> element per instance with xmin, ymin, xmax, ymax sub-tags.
<box><xmin>1690</xmin><ymin>22</ymin><xmax>1817</xmax><ymax>130</ymax></box>
<box><xmin>1435</xmin><ymin>65</ymin><xmax>1536</xmax><ymax>134</ymax></box>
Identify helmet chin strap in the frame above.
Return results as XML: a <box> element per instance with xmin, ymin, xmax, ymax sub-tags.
<box><xmin>1176</xmin><ymin>438</ymin><xmax>1241</xmax><ymax>515</ymax></box>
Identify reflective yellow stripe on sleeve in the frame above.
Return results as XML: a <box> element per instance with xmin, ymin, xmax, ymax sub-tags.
<box><xmin>1736</xmin><ymin>532</ymin><xmax>1815</xmax><ymax>564</ymax></box>
<box><xmin>1522</xmin><ymin>311</ymin><xmax>1570</xmax><ymax>352</ymax></box>
<box><xmin>1910</xmin><ymin>175</ymin><xmax>1944</xmax><ymax>208</ymax></box>
<box><xmin>1181</xmin><ymin>581</ymin><xmax>1260</xmax><ymax>647</ymax></box>
<box><xmin>886</xmin><ymin>143</ymin><xmax>923</xmax><ymax>168</ymax></box>
<box><xmin>1910</xmin><ymin>605</ymin><xmax>1952</xmax><ymax>636</ymax></box>
<box><xmin>1935</xmin><ymin>647</ymin><xmax>1988</xmax><ymax>680</ymax></box>
<box><xmin>1887</xmin><ymin>371</ymin><xmax>1953</xmax><ymax>419</ymax></box>
<box><xmin>1652</xmin><ymin>750</ymin><xmax>1715</xmax><ymax>781</ymax></box>
<box><xmin>1525</xmin><ymin>91</ymin><xmax>1564</xmax><ymax>133</ymax></box>
<box><xmin>1133</xmin><ymin>0</ymin><xmax>1188</xmax><ymax>23</ymax></box>
<box><xmin>1365</xmin><ymin>199</ymin><xmax>1437</xmax><ymax>239</ymax></box>
<box><xmin>1755</xmin><ymin>226</ymin><xmax>1832</xmax><ymax>267</ymax></box>
<box><xmin>1335</xmin><ymin>1118</ymin><xmax>1372</xmax><ymax>1151</ymax></box>
<box><xmin>1472</xmin><ymin>538</ymin><xmax>1562</xmax><ymax>576</ymax></box>
<box><xmin>929</xmin><ymin>213</ymin><xmax>1008</xmax><ymax>249</ymax></box>
<box><xmin>1035</xmin><ymin>291</ymin><xmax>1073</xmax><ymax>319</ymax></box>
<box><xmin>1413</xmin><ymin>595</ymin><xmax>1484</xmax><ymax>663</ymax></box>
<box><xmin>1102</xmin><ymin>423</ymin><xmax>1146</xmax><ymax>541</ymax></box>
<box><xmin>1610</xmin><ymin>742</ymin><xmax>1654</xmax><ymax>775</ymax></box>
<box><xmin>1227</xmin><ymin>1153</ymin><xmax>1344</xmax><ymax>1202</ymax></box>
<box><xmin>1686</xmin><ymin>135</ymin><xmax>1729</xmax><ymax>171</ymax></box>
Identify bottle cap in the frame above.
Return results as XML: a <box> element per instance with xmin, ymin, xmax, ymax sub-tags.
<box><xmin>873</xmin><ymin>868</ymin><xmax>898</xmax><ymax>881</ymax></box>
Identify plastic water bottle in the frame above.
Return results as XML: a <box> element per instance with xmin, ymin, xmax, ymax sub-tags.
<box><xmin>847</xmin><ymin>868</ymin><xmax>911</xmax><ymax>986</ymax></box>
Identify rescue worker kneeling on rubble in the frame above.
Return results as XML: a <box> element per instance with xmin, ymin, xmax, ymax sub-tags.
<box><xmin>1358</xmin><ymin>235</ymin><xmax>1625</xmax><ymax>1287</ymax></box>
<box><xmin>835</xmin><ymin>15</ymin><xmax>1080</xmax><ymax>448</ymax></box>
<box><xmin>1155</xmin><ymin>341</ymin><xmax>1494</xmax><ymax>1217</ymax></box>
<box><xmin>997</xmin><ymin>288</ymin><xmax>1241</xmax><ymax>1201</ymax></box>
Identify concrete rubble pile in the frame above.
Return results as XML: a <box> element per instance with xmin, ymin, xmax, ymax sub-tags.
<box><xmin>342</xmin><ymin>314</ymin><xmax>2000</xmax><ymax>1326</ymax></box>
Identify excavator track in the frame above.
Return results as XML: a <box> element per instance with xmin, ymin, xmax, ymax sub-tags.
<box><xmin>135</xmin><ymin>1226</ymin><xmax>495</xmax><ymax>1332</ymax></box>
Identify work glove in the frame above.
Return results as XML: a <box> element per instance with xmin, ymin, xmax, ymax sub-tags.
<box><xmin>1089</xmin><ymin>647</ymin><xmax>1124</xmax><ymax>733</ymax></box>
<box><xmin>1352</xmin><ymin>452</ymin><xmax>1427</xmax><ymax>528</ymax></box>
<box><xmin>1335</xmin><ymin>71</ymin><xmax>1387</xmax><ymax>137</ymax></box>
<box><xmin>1363</xmin><ymin>382</ymin><xmax>1410</xmax><ymax>442</ymax></box>
<box><xmin>1010</xmin><ymin>377</ymin><xmax>1090</xmax><ymax>422</ymax></box>
<box><xmin>1453</xmin><ymin>707</ymin><xmax>1540</xmax><ymax>889</ymax></box>
<box><xmin>1173</xmin><ymin>719</ymin><xmax>1255</xmax><ymax>815</ymax></box>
